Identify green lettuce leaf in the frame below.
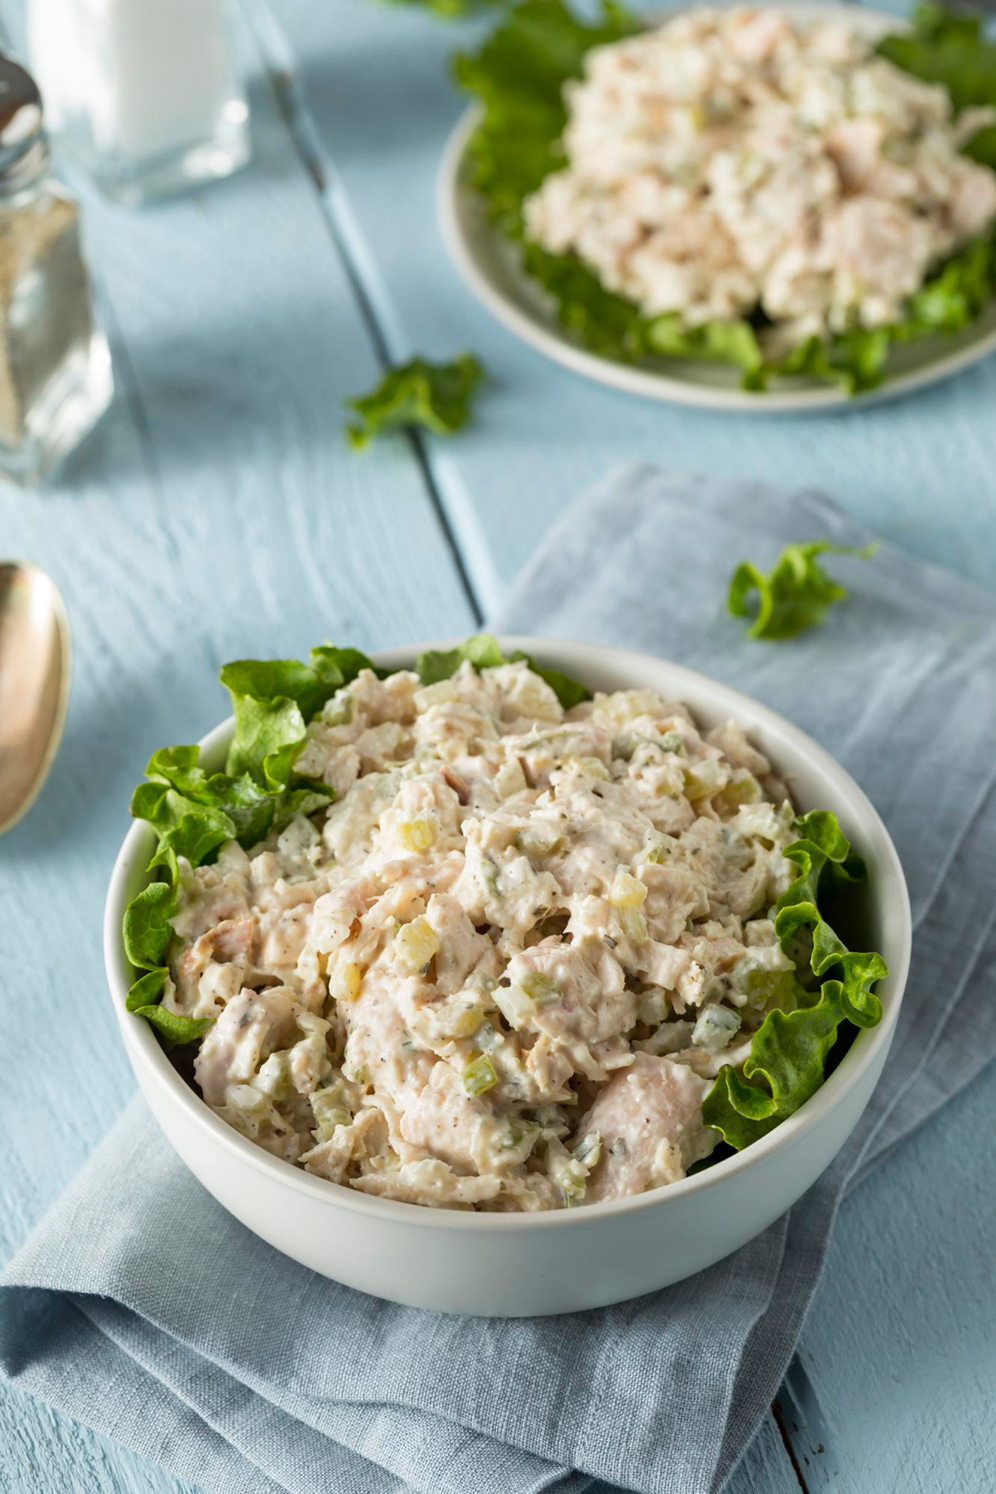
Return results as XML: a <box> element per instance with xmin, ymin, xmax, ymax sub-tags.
<box><xmin>515</xmin><ymin>655</ymin><xmax>591</xmax><ymax>711</ymax></box>
<box><xmin>345</xmin><ymin>354</ymin><xmax>484</xmax><ymax>449</ymax></box>
<box><xmin>135</xmin><ymin>742</ymin><xmax>318</xmax><ymax>854</ymax></box>
<box><xmin>125</xmin><ymin>968</ymin><xmax>169</xmax><ymax>1012</ymax></box>
<box><xmin>131</xmin><ymin>1005</ymin><xmax>215</xmax><ymax>1044</ymax></box>
<box><xmin>122</xmin><ymin>642</ymin><xmax>383</xmax><ymax>1041</ymax></box>
<box><xmin>416</xmin><ymin>632</ymin><xmax>507</xmax><ymax>683</ymax></box>
<box><xmin>877</xmin><ymin>6</ymin><xmax>996</xmax><ymax>165</ymax></box>
<box><xmin>415</xmin><ymin>631</ymin><xmax>592</xmax><ymax>709</ymax></box>
<box><xmin>310</xmin><ymin>645</ymin><xmax>384</xmax><ymax>685</ymax></box>
<box><xmin>703</xmin><ymin>811</ymin><xmax>887</xmax><ymax>1148</ymax></box>
<box><xmin>456</xmin><ymin>0</ymin><xmax>996</xmax><ymax>394</ymax></box>
<box><xmin>729</xmin><ymin>541</ymin><xmax>878</xmax><ymax>640</ymax></box>
<box><xmin>122</xmin><ymin>880</ymin><xmax>176</xmax><ymax>971</ymax></box>
<box><xmin>219</xmin><ymin>649</ymin><xmax>369</xmax><ymax>795</ymax></box>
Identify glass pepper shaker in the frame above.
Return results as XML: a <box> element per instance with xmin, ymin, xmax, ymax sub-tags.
<box><xmin>0</xmin><ymin>54</ymin><xmax>112</xmax><ymax>487</ymax></box>
<box><xmin>27</xmin><ymin>0</ymin><xmax>250</xmax><ymax>205</ymax></box>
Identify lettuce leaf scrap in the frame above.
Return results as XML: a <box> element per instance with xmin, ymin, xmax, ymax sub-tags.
<box><xmin>345</xmin><ymin>354</ymin><xmax>484</xmax><ymax>448</ymax></box>
<box><xmin>454</xmin><ymin>0</ymin><xmax>996</xmax><ymax>394</ymax></box>
<box><xmin>703</xmin><ymin>812</ymin><xmax>887</xmax><ymax>1149</ymax></box>
<box><xmin>729</xmin><ymin>541</ymin><xmax>879</xmax><ymax>640</ymax></box>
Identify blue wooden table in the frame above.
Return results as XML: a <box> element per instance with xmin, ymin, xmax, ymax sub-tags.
<box><xmin>2</xmin><ymin>0</ymin><xmax>994</xmax><ymax>1489</ymax></box>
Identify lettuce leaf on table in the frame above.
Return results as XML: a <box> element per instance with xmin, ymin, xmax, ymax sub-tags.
<box><xmin>455</xmin><ymin>0</ymin><xmax>996</xmax><ymax>394</ymax></box>
<box><xmin>729</xmin><ymin>540</ymin><xmax>879</xmax><ymax>641</ymax></box>
<box><xmin>345</xmin><ymin>355</ymin><xmax>484</xmax><ymax>448</ymax></box>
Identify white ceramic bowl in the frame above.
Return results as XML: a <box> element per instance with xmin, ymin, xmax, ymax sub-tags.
<box><xmin>437</xmin><ymin>4</ymin><xmax>996</xmax><ymax>414</ymax></box>
<box><xmin>104</xmin><ymin>638</ymin><xmax>911</xmax><ymax>1316</ymax></box>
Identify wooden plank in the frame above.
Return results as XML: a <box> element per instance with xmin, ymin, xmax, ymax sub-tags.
<box><xmin>0</xmin><ymin>3</ymin><xmax>474</xmax><ymax>1492</ymax></box>
<box><xmin>797</xmin><ymin>1064</ymin><xmax>996</xmax><ymax>1494</ymax></box>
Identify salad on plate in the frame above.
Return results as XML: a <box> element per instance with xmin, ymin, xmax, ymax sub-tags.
<box><xmin>121</xmin><ymin>638</ymin><xmax>885</xmax><ymax>1212</ymax></box>
<box><xmin>455</xmin><ymin>2</ymin><xmax>996</xmax><ymax>393</ymax></box>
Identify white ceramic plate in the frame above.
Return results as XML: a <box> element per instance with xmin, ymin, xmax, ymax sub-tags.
<box><xmin>437</xmin><ymin>4</ymin><xmax>996</xmax><ymax>414</ymax></box>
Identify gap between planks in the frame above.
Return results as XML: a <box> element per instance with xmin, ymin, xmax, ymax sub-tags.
<box><xmin>240</xmin><ymin>0</ymin><xmax>484</xmax><ymax>628</ymax></box>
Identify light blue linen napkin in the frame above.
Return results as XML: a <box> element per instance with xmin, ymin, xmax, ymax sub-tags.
<box><xmin>4</xmin><ymin>463</ymin><xmax>996</xmax><ymax>1494</ymax></box>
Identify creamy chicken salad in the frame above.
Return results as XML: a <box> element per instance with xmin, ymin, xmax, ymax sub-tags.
<box><xmin>123</xmin><ymin>648</ymin><xmax>871</xmax><ymax>1212</ymax></box>
<box><xmin>522</xmin><ymin>7</ymin><xmax>996</xmax><ymax>352</ymax></box>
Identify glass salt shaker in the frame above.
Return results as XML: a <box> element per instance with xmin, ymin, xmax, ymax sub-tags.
<box><xmin>0</xmin><ymin>54</ymin><xmax>112</xmax><ymax>487</ymax></box>
<box><xmin>27</xmin><ymin>0</ymin><xmax>250</xmax><ymax>205</ymax></box>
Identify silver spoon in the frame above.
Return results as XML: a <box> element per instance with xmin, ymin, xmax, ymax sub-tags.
<box><xmin>0</xmin><ymin>562</ymin><xmax>70</xmax><ymax>836</ymax></box>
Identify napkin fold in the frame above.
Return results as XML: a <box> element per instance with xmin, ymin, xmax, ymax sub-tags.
<box><xmin>5</xmin><ymin>463</ymin><xmax>996</xmax><ymax>1494</ymax></box>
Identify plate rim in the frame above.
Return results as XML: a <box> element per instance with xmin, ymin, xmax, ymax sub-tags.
<box><xmin>436</xmin><ymin>3</ymin><xmax>996</xmax><ymax>415</ymax></box>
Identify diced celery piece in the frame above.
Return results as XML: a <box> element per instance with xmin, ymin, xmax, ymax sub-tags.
<box><xmin>608</xmin><ymin>870</ymin><xmax>647</xmax><ymax>908</ymax></box>
<box><xmin>254</xmin><ymin>1052</ymin><xmax>292</xmax><ymax>1100</ymax></box>
<box><xmin>683</xmin><ymin>757</ymin><xmax>728</xmax><ymax>801</ymax></box>
<box><xmin>330</xmin><ymin>961</ymin><xmax>363</xmax><ymax>1002</ymax></box>
<box><xmin>659</xmin><ymin>731</ymin><xmax>684</xmax><ymax>752</ymax></box>
<box><xmin>311</xmin><ymin>1084</ymin><xmax>352</xmax><ymax>1141</ymax></box>
<box><xmin>462</xmin><ymin>1053</ymin><xmax>498</xmax><ymax>1096</ymax></box>
<box><xmin>730</xmin><ymin>947</ymin><xmax>796</xmax><ymax>1007</ymax></box>
<box><xmin>399</xmin><ymin>817</ymin><xmax>437</xmax><ymax>853</ymax></box>
<box><xmin>618</xmin><ymin>906</ymin><xmax>648</xmax><ymax>943</ymax></box>
<box><xmin>438</xmin><ymin>998</ymin><xmax>486</xmax><ymax>1040</ymax></box>
<box><xmin>499</xmin><ymin>1116</ymin><xmax>541</xmax><ymax>1155</ymax></box>
<box><xmin>719</xmin><ymin>771</ymin><xmax>762</xmax><ymax>811</ymax></box>
<box><xmin>514</xmin><ymin>826</ymin><xmax>562</xmax><ymax>859</ymax></box>
<box><xmin>520</xmin><ymin>970</ymin><xmax>560</xmax><ymax>1005</ymax></box>
<box><xmin>564</xmin><ymin>755</ymin><xmax>609</xmax><ymax>780</ymax></box>
<box><xmin>395</xmin><ymin>916</ymin><xmax>440</xmax><ymax>974</ymax></box>
<box><xmin>692</xmin><ymin>1004</ymin><xmax>742</xmax><ymax>1052</ymax></box>
<box><xmin>645</xmin><ymin>832</ymin><xmax>677</xmax><ymax>863</ymax></box>
<box><xmin>560</xmin><ymin>1158</ymin><xmax>588</xmax><ymax>1207</ymax></box>
<box><xmin>574</xmin><ymin>1130</ymin><xmax>602</xmax><ymax>1167</ymax></box>
<box><xmin>480</xmin><ymin>855</ymin><xmax>502</xmax><ymax>898</ymax></box>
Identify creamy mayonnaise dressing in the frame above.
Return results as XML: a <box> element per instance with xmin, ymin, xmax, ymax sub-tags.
<box><xmin>523</xmin><ymin>7</ymin><xmax>996</xmax><ymax>350</ymax></box>
<box><xmin>166</xmin><ymin>661</ymin><xmax>804</xmax><ymax>1210</ymax></box>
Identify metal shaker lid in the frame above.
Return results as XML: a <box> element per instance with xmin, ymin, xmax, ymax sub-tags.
<box><xmin>0</xmin><ymin>54</ymin><xmax>44</xmax><ymax>175</ymax></box>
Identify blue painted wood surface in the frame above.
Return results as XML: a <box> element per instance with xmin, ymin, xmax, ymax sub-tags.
<box><xmin>1</xmin><ymin>0</ymin><xmax>994</xmax><ymax>1491</ymax></box>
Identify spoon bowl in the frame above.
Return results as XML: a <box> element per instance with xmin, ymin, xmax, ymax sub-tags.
<box><xmin>0</xmin><ymin>562</ymin><xmax>70</xmax><ymax>836</ymax></box>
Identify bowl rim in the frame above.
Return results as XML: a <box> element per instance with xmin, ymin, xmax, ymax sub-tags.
<box><xmin>104</xmin><ymin>635</ymin><xmax>912</xmax><ymax>1231</ymax></box>
<box><xmin>436</xmin><ymin>2</ymin><xmax>996</xmax><ymax>415</ymax></box>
